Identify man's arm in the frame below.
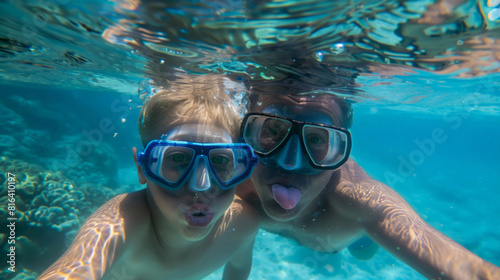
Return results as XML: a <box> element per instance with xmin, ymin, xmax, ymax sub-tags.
<box><xmin>334</xmin><ymin>160</ymin><xmax>500</xmax><ymax>280</ymax></box>
<box><xmin>38</xmin><ymin>194</ymin><xmax>127</xmax><ymax>280</ymax></box>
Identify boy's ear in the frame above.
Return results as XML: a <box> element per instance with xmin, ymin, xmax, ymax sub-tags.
<box><xmin>132</xmin><ymin>147</ymin><xmax>147</xmax><ymax>184</ymax></box>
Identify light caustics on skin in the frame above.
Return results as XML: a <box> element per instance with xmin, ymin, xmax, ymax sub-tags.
<box><xmin>337</xmin><ymin>177</ymin><xmax>435</xmax><ymax>256</ymax></box>
<box><xmin>334</xmin><ymin>162</ymin><xmax>481</xmax><ymax>278</ymax></box>
<box><xmin>39</xmin><ymin>195</ymin><xmax>127</xmax><ymax>280</ymax></box>
<box><xmin>214</xmin><ymin>198</ymin><xmax>244</xmax><ymax>239</ymax></box>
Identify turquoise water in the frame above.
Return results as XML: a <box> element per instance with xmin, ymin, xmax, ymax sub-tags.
<box><xmin>2</xmin><ymin>85</ymin><xmax>499</xmax><ymax>280</ymax></box>
<box><xmin>1</xmin><ymin>0</ymin><xmax>500</xmax><ymax>279</ymax></box>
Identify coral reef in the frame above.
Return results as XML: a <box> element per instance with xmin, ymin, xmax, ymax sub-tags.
<box><xmin>0</xmin><ymin>158</ymin><xmax>116</xmax><ymax>279</ymax></box>
<box><xmin>0</xmin><ymin>96</ymin><xmax>139</xmax><ymax>279</ymax></box>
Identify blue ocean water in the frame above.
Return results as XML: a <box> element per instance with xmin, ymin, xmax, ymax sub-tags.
<box><xmin>2</xmin><ymin>84</ymin><xmax>499</xmax><ymax>279</ymax></box>
<box><xmin>352</xmin><ymin>108</ymin><xmax>500</xmax><ymax>263</ymax></box>
<box><xmin>1</xmin><ymin>0</ymin><xmax>500</xmax><ymax>279</ymax></box>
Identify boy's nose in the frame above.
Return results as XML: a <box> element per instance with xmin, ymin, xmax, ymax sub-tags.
<box><xmin>189</xmin><ymin>156</ymin><xmax>211</xmax><ymax>192</ymax></box>
<box><xmin>277</xmin><ymin>134</ymin><xmax>303</xmax><ymax>171</ymax></box>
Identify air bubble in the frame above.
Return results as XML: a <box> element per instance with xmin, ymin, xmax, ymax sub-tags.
<box><xmin>330</xmin><ymin>43</ymin><xmax>345</xmax><ymax>55</ymax></box>
<box><xmin>315</xmin><ymin>51</ymin><xmax>324</xmax><ymax>62</ymax></box>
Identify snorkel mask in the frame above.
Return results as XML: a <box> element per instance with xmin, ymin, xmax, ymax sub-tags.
<box><xmin>241</xmin><ymin>113</ymin><xmax>352</xmax><ymax>173</ymax></box>
<box><xmin>137</xmin><ymin>137</ymin><xmax>258</xmax><ymax>191</ymax></box>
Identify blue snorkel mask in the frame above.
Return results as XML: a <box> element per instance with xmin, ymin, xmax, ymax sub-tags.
<box><xmin>137</xmin><ymin>138</ymin><xmax>258</xmax><ymax>191</ymax></box>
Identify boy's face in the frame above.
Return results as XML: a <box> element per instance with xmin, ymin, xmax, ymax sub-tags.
<box><xmin>141</xmin><ymin>122</ymin><xmax>237</xmax><ymax>241</ymax></box>
<box><xmin>250</xmin><ymin>96</ymin><xmax>344</xmax><ymax>221</ymax></box>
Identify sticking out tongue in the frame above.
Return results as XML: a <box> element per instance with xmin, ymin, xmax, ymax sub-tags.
<box><xmin>272</xmin><ymin>184</ymin><xmax>301</xmax><ymax>210</ymax></box>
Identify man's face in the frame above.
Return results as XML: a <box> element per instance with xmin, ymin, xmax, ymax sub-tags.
<box><xmin>250</xmin><ymin>96</ymin><xmax>345</xmax><ymax>221</ymax></box>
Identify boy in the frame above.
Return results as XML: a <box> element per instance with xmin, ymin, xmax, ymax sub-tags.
<box><xmin>237</xmin><ymin>79</ymin><xmax>500</xmax><ymax>279</ymax></box>
<box><xmin>39</xmin><ymin>75</ymin><xmax>259</xmax><ymax>280</ymax></box>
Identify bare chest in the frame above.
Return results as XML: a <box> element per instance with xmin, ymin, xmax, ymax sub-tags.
<box><xmin>103</xmin><ymin>234</ymin><xmax>235</xmax><ymax>280</ymax></box>
<box><xmin>261</xmin><ymin>210</ymin><xmax>362</xmax><ymax>253</ymax></box>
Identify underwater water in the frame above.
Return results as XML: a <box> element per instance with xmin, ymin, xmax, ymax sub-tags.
<box><xmin>1</xmin><ymin>0</ymin><xmax>500</xmax><ymax>279</ymax></box>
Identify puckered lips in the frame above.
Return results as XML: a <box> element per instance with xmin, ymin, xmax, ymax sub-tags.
<box><xmin>183</xmin><ymin>203</ymin><xmax>215</xmax><ymax>228</ymax></box>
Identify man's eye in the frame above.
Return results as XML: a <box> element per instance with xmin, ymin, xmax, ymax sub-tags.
<box><xmin>309</xmin><ymin>135</ymin><xmax>324</xmax><ymax>144</ymax></box>
<box><xmin>266</xmin><ymin>128</ymin><xmax>277</xmax><ymax>136</ymax></box>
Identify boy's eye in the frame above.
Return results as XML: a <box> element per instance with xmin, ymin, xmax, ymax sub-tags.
<box><xmin>168</xmin><ymin>153</ymin><xmax>191</xmax><ymax>163</ymax></box>
<box><xmin>211</xmin><ymin>155</ymin><xmax>228</xmax><ymax>165</ymax></box>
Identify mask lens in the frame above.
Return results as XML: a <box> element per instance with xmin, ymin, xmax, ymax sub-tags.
<box><xmin>209</xmin><ymin>147</ymin><xmax>251</xmax><ymax>183</ymax></box>
<box><xmin>303</xmin><ymin>125</ymin><xmax>349</xmax><ymax>167</ymax></box>
<box><xmin>148</xmin><ymin>145</ymin><xmax>195</xmax><ymax>184</ymax></box>
<box><xmin>244</xmin><ymin>115</ymin><xmax>292</xmax><ymax>154</ymax></box>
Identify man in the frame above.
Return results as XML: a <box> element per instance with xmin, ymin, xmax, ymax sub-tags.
<box><xmin>237</xmin><ymin>79</ymin><xmax>500</xmax><ymax>280</ymax></box>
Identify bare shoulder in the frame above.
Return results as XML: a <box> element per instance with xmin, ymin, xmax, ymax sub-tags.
<box><xmin>116</xmin><ymin>190</ymin><xmax>151</xmax><ymax>230</ymax></box>
<box><xmin>235</xmin><ymin>180</ymin><xmax>260</xmax><ymax>206</ymax></box>
<box><xmin>66</xmin><ymin>193</ymin><xmax>132</xmax><ymax>243</ymax></box>
<box><xmin>85</xmin><ymin>190</ymin><xmax>150</xmax><ymax>234</ymax></box>
<box><xmin>222</xmin><ymin>194</ymin><xmax>260</xmax><ymax>237</ymax></box>
<box><xmin>328</xmin><ymin>159</ymin><xmax>410</xmax><ymax>221</ymax></box>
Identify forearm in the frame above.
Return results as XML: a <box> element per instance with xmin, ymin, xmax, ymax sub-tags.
<box><xmin>336</xmin><ymin>162</ymin><xmax>500</xmax><ymax>279</ymax></box>
<box><xmin>222</xmin><ymin>261</ymin><xmax>251</xmax><ymax>280</ymax></box>
<box><xmin>222</xmin><ymin>237</ymin><xmax>255</xmax><ymax>280</ymax></box>
<box><xmin>38</xmin><ymin>243</ymin><xmax>106</xmax><ymax>280</ymax></box>
<box><xmin>39</xmin><ymin>195</ymin><xmax>127</xmax><ymax>280</ymax></box>
<box><xmin>369</xmin><ymin>211</ymin><xmax>500</xmax><ymax>280</ymax></box>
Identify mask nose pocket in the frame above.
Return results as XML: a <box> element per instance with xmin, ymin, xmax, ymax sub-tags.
<box><xmin>189</xmin><ymin>156</ymin><xmax>211</xmax><ymax>192</ymax></box>
<box><xmin>277</xmin><ymin>134</ymin><xmax>302</xmax><ymax>170</ymax></box>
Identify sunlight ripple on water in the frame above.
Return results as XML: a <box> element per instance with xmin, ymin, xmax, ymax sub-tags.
<box><xmin>0</xmin><ymin>0</ymin><xmax>499</xmax><ymax>112</ymax></box>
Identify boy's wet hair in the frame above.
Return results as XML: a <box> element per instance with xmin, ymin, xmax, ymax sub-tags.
<box><xmin>248</xmin><ymin>78</ymin><xmax>354</xmax><ymax>129</ymax></box>
<box><xmin>138</xmin><ymin>74</ymin><xmax>247</xmax><ymax>146</ymax></box>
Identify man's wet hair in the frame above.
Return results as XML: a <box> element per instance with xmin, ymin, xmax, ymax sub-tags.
<box><xmin>247</xmin><ymin>78</ymin><xmax>354</xmax><ymax>129</ymax></box>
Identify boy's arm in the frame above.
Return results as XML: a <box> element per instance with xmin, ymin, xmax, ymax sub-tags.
<box><xmin>222</xmin><ymin>195</ymin><xmax>259</xmax><ymax>280</ymax></box>
<box><xmin>222</xmin><ymin>238</ymin><xmax>255</xmax><ymax>280</ymax></box>
<box><xmin>334</xmin><ymin>161</ymin><xmax>500</xmax><ymax>280</ymax></box>
<box><xmin>37</xmin><ymin>194</ymin><xmax>127</xmax><ymax>280</ymax></box>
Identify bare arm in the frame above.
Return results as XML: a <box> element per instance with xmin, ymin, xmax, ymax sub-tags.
<box><xmin>38</xmin><ymin>195</ymin><xmax>127</xmax><ymax>280</ymax></box>
<box><xmin>222</xmin><ymin>237</ymin><xmax>255</xmax><ymax>280</ymax></box>
<box><xmin>221</xmin><ymin>195</ymin><xmax>259</xmax><ymax>280</ymax></box>
<box><xmin>334</xmin><ymin>160</ymin><xmax>500</xmax><ymax>280</ymax></box>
